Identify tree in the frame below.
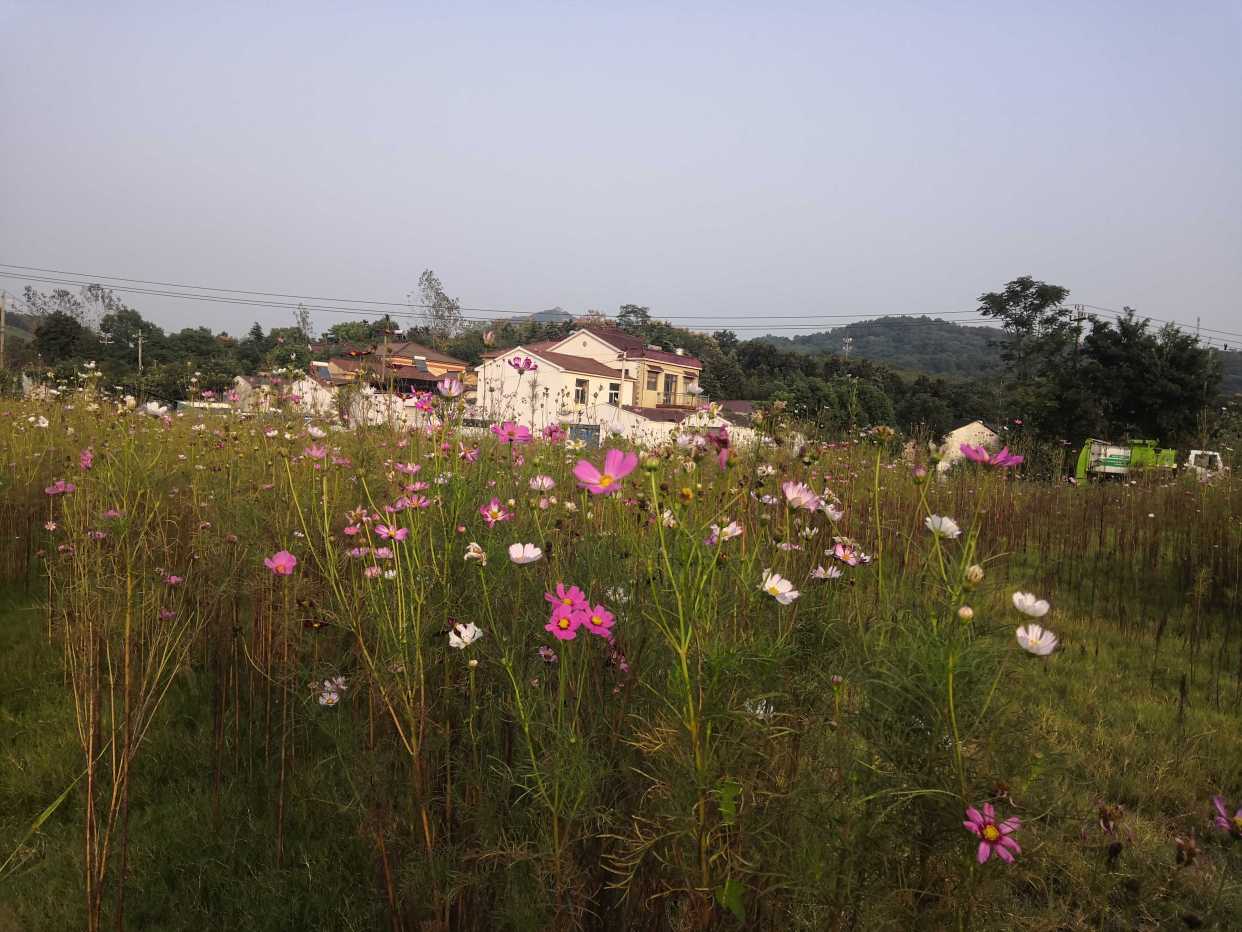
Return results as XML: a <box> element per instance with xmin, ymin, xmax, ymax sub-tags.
<box><xmin>713</xmin><ymin>330</ymin><xmax>739</xmax><ymax>353</ymax></box>
<box><xmin>23</xmin><ymin>285</ymin><xmax>85</xmax><ymax>319</ymax></box>
<box><xmin>617</xmin><ymin>304</ymin><xmax>651</xmax><ymax>332</ymax></box>
<box><xmin>323</xmin><ymin>321</ymin><xmax>376</xmax><ymax>344</ymax></box>
<box><xmin>35</xmin><ymin>312</ymin><xmax>91</xmax><ymax>363</ymax></box>
<box><xmin>414</xmin><ymin>270</ymin><xmax>463</xmax><ymax>342</ymax></box>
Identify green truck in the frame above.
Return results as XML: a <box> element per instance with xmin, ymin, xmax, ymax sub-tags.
<box><xmin>1075</xmin><ymin>439</ymin><xmax>1177</xmax><ymax>481</ymax></box>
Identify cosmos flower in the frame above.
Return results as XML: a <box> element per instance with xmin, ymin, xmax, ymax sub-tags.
<box><xmin>1212</xmin><ymin>796</ymin><xmax>1242</xmax><ymax>838</ymax></box>
<box><xmin>264</xmin><ymin>550</ymin><xmax>298</xmax><ymax>575</ymax></box>
<box><xmin>960</xmin><ymin>443</ymin><xmax>1024</xmax><ymax>468</ymax></box>
<box><xmin>529</xmin><ymin>474</ymin><xmax>555</xmax><ymax>491</ymax></box>
<box><xmin>375</xmin><ymin>525</ymin><xmax>409</xmax><ymax>542</ymax></box>
<box><xmin>781</xmin><ymin>481</ymin><xmax>821</xmax><ymax>511</ymax></box>
<box><xmin>811</xmin><ymin>565</ymin><xmax>843</xmax><ymax>580</ymax></box>
<box><xmin>581</xmin><ymin>603</ymin><xmax>616</xmax><ymax>638</ymax></box>
<box><xmin>574</xmin><ymin>448</ymin><xmax>639</xmax><ymax>495</ymax></box>
<box><xmin>508</xmin><ymin>542</ymin><xmax>543</xmax><ymax>564</ymax></box>
<box><xmin>545</xmin><ymin>608</ymin><xmax>582</xmax><ymax>641</ymax></box>
<box><xmin>1012</xmin><ymin>591</ymin><xmax>1050</xmax><ymax>617</ymax></box>
<box><xmin>437</xmin><ymin>377</ymin><xmax>464</xmax><ymax>398</ymax></box>
<box><xmin>1015</xmin><ymin>624</ymin><xmax>1058</xmax><ymax>656</ymax></box>
<box><xmin>480</xmin><ymin>498</ymin><xmax>511</xmax><ymax>527</ymax></box>
<box><xmin>79</xmin><ymin>448</ymin><xmax>94</xmax><ymax>470</ymax></box>
<box><xmin>507</xmin><ymin>356</ymin><xmax>538</xmax><ymax>374</ymax></box>
<box><xmin>925</xmin><ymin>515</ymin><xmax>962</xmax><ymax>539</ymax></box>
<box><xmin>760</xmin><ymin>570</ymin><xmax>799</xmax><ymax>604</ymax></box>
<box><xmin>491</xmin><ymin>421</ymin><xmax>532</xmax><ymax>444</ymax></box>
<box><xmin>545</xmin><ymin>583</ymin><xmax>589</xmax><ymax>614</ymax></box>
<box><xmin>448</xmin><ymin>621</ymin><xmax>484</xmax><ymax>649</ymax></box>
<box><xmin>464</xmin><ymin>542</ymin><xmax>487</xmax><ymax>565</ymax></box>
<box><xmin>963</xmin><ymin>804</ymin><xmax>1021</xmax><ymax>863</ymax></box>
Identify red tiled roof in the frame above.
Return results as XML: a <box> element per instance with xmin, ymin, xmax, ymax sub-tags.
<box><xmin>575</xmin><ymin>325</ymin><xmax>702</xmax><ymax>369</ymax></box>
<box><xmin>380</xmin><ymin>341</ymin><xmax>467</xmax><ymax>366</ymax></box>
<box><xmin>482</xmin><ymin>346</ymin><xmax>622</xmax><ymax>378</ymax></box>
<box><xmin>623</xmin><ymin>406</ymin><xmax>689</xmax><ymax>423</ymax></box>
<box><xmin>532</xmin><ymin>350</ymin><xmax>621</xmax><ymax>378</ymax></box>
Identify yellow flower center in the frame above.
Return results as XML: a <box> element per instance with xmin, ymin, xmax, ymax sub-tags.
<box><xmin>562</xmin><ymin>597</ymin><xmax>573</xmax><ymax>606</ymax></box>
<box><xmin>982</xmin><ymin>825</ymin><xmax>1000</xmax><ymax>842</ymax></box>
<box><xmin>557</xmin><ymin>617</ymin><xmax>571</xmax><ymax>629</ymax></box>
<box><xmin>1234</xmin><ymin>815</ymin><xmax>1242</xmax><ymax>833</ymax></box>
<box><xmin>592</xmin><ymin>615</ymin><xmax>602</xmax><ymax>625</ymax></box>
<box><xmin>598</xmin><ymin>474</ymin><xmax>614</xmax><ymax>488</ymax></box>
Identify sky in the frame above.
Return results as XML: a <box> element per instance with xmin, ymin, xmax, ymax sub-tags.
<box><xmin>1</xmin><ymin>1</ymin><xmax>1240</xmax><ymax>343</ymax></box>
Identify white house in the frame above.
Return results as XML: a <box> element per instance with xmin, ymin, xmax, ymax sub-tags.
<box><xmin>474</xmin><ymin>325</ymin><xmax>705</xmax><ymax>439</ymax></box>
<box><xmin>937</xmin><ymin>420</ymin><xmax>1001</xmax><ymax>474</ymax></box>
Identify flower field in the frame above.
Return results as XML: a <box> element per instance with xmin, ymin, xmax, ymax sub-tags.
<box><xmin>1</xmin><ymin>389</ymin><xmax>1241</xmax><ymax>931</ymax></box>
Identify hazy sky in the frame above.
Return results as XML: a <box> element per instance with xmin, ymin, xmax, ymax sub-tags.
<box><xmin>2</xmin><ymin>1</ymin><xmax>1240</xmax><ymax>342</ymax></box>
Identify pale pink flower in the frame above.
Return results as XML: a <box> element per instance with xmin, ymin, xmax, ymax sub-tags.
<box><xmin>573</xmin><ymin>448</ymin><xmax>638</xmax><ymax>495</ymax></box>
<box><xmin>264</xmin><ymin>550</ymin><xmax>298</xmax><ymax>576</ymax></box>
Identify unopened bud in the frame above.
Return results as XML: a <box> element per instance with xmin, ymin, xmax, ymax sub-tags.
<box><xmin>957</xmin><ymin>605</ymin><xmax>974</xmax><ymax>622</ymax></box>
<box><xmin>965</xmin><ymin>564</ymin><xmax>985</xmax><ymax>587</ymax></box>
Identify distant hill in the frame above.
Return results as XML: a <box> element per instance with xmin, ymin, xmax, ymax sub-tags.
<box><xmin>760</xmin><ymin>316</ymin><xmax>1004</xmax><ymax>378</ymax></box>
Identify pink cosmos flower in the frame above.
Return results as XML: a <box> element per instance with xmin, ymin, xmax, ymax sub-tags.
<box><xmin>960</xmin><ymin>443</ymin><xmax>1024</xmax><ymax>468</ymax></box>
<box><xmin>437</xmin><ymin>376</ymin><xmax>464</xmax><ymax>398</ymax></box>
<box><xmin>964</xmin><ymin>804</ymin><xmax>1021</xmax><ymax>863</ymax></box>
<box><xmin>542</xmin><ymin>424</ymin><xmax>566</xmax><ymax>443</ymax></box>
<box><xmin>491</xmin><ymin>421</ymin><xmax>532</xmax><ymax>444</ymax></box>
<box><xmin>480</xmin><ymin>498</ymin><xmax>511</xmax><ymax>527</ymax></box>
<box><xmin>79</xmin><ymin>448</ymin><xmax>94</xmax><ymax>470</ymax></box>
<box><xmin>375</xmin><ymin>525</ymin><xmax>409</xmax><ymax>542</ymax></box>
<box><xmin>44</xmin><ymin>479</ymin><xmax>77</xmax><ymax>496</ymax></box>
<box><xmin>264</xmin><ymin>550</ymin><xmax>298</xmax><ymax>575</ymax></box>
<box><xmin>545</xmin><ymin>583</ymin><xmax>589</xmax><ymax>613</ymax></box>
<box><xmin>507</xmin><ymin>356</ymin><xmax>537</xmax><ymax>374</ymax></box>
<box><xmin>573</xmin><ymin>448</ymin><xmax>638</xmax><ymax>494</ymax></box>
<box><xmin>581</xmin><ymin>603</ymin><xmax>616</xmax><ymax>638</ymax></box>
<box><xmin>459</xmin><ymin>444</ymin><xmax>480</xmax><ymax>462</ymax></box>
<box><xmin>1212</xmin><ymin>796</ymin><xmax>1242</xmax><ymax>838</ymax></box>
<box><xmin>394</xmin><ymin>462</ymin><xmax>421</xmax><ymax>476</ymax></box>
<box><xmin>781</xmin><ymin>481</ymin><xmax>821</xmax><ymax>511</ymax></box>
<box><xmin>706</xmin><ymin>427</ymin><xmax>730</xmax><ymax>469</ymax></box>
<box><xmin>545</xmin><ymin>607</ymin><xmax>582</xmax><ymax>640</ymax></box>
<box><xmin>304</xmin><ymin>444</ymin><xmax>328</xmax><ymax>460</ymax></box>
<box><xmin>163</xmin><ymin>574</ymin><xmax>184</xmax><ymax>586</ymax></box>
<box><xmin>529</xmin><ymin>474</ymin><xmax>555</xmax><ymax>491</ymax></box>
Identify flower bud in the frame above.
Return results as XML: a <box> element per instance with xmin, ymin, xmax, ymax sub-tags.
<box><xmin>912</xmin><ymin>465</ymin><xmax>928</xmax><ymax>484</ymax></box>
<box><xmin>964</xmin><ymin>564</ymin><xmax>985</xmax><ymax>587</ymax></box>
<box><xmin>468</xmin><ymin>658</ymin><xmax>479</xmax><ymax>669</ymax></box>
<box><xmin>957</xmin><ymin>605</ymin><xmax>974</xmax><ymax>622</ymax></box>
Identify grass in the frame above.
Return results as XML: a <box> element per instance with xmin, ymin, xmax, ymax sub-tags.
<box><xmin>3</xmin><ymin>590</ymin><xmax>1240</xmax><ymax>929</ymax></box>
<box><xmin>1</xmin><ymin>394</ymin><xmax>1241</xmax><ymax>929</ymax></box>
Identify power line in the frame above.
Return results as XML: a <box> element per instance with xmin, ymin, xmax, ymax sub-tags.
<box><xmin>1</xmin><ymin>262</ymin><xmax>1236</xmax><ymax>346</ymax></box>
<box><xmin>0</xmin><ymin>268</ymin><xmax>986</xmax><ymax>330</ymax></box>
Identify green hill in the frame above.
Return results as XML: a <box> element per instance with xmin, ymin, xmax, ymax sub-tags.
<box><xmin>760</xmin><ymin>316</ymin><xmax>1003</xmax><ymax>378</ymax></box>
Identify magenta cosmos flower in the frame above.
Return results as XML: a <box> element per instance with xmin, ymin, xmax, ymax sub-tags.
<box><xmin>491</xmin><ymin>421</ymin><xmax>532</xmax><ymax>444</ymax></box>
<box><xmin>573</xmin><ymin>448</ymin><xmax>638</xmax><ymax>494</ymax></box>
<box><xmin>1213</xmin><ymin>796</ymin><xmax>1242</xmax><ymax>838</ymax></box>
<box><xmin>480</xmin><ymin>498</ymin><xmax>511</xmax><ymax>527</ymax></box>
<box><xmin>79</xmin><ymin>448</ymin><xmax>94</xmax><ymax>470</ymax></box>
<box><xmin>963</xmin><ymin>803</ymin><xmax>1021</xmax><ymax>863</ymax></box>
<box><xmin>264</xmin><ymin>550</ymin><xmax>298</xmax><ymax>576</ymax></box>
<box><xmin>960</xmin><ymin>443</ymin><xmax>1024</xmax><ymax>468</ymax></box>
<box><xmin>545</xmin><ymin>608</ymin><xmax>582</xmax><ymax>640</ymax></box>
<box><xmin>545</xmin><ymin>583</ymin><xmax>589</xmax><ymax>613</ymax></box>
<box><xmin>581</xmin><ymin>603</ymin><xmax>616</xmax><ymax>638</ymax></box>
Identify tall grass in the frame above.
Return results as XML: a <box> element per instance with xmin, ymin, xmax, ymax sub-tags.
<box><xmin>0</xmin><ymin>388</ymin><xmax>1240</xmax><ymax>930</ymax></box>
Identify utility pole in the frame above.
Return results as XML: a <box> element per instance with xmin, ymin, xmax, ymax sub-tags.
<box><xmin>137</xmin><ymin>331</ymin><xmax>143</xmax><ymax>373</ymax></box>
<box><xmin>0</xmin><ymin>290</ymin><xmax>7</xmax><ymax>370</ymax></box>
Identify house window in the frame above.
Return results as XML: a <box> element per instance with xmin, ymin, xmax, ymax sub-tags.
<box><xmin>663</xmin><ymin>373</ymin><xmax>678</xmax><ymax>402</ymax></box>
<box><xmin>574</xmin><ymin>379</ymin><xmax>589</xmax><ymax>404</ymax></box>
<box><xmin>608</xmin><ymin>383</ymin><xmax>620</xmax><ymax>405</ymax></box>
<box><xmin>646</xmin><ymin>370</ymin><xmax>659</xmax><ymax>391</ymax></box>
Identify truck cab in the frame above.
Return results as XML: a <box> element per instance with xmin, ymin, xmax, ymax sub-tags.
<box><xmin>1186</xmin><ymin>449</ymin><xmax>1224</xmax><ymax>478</ymax></box>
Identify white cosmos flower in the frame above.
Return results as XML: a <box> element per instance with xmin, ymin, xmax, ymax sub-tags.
<box><xmin>318</xmin><ymin>689</ymin><xmax>340</xmax><ymax>707</ymax></box>
<box><xmin>1016</xmin><ymin>624</ymin><xmax>1058</xmax><ymax>656</ymax></box>
<box><xmin>508</xmin><ymin>542</ymin><xmax>543</xmax><ymax>564</ymax></box>
<box><xmin>307</xmin><ymin>425</ymin><xmax>326</xmax><ymax>438</ymax></box>
<box><xmin>821</xmin><ymin>502</ymin><xmax>844</xmax><ymax>522</ymax></box>
<box><xmin>1012</xmin><ymin>591</ymin><xmax>1050</xmax><ymax>617</ymax></box>
<box><xmin>782</xmin><ymin>481</ymin><xmax>821</xmax><ymax>511</ymax></box>
<box><xmin>760</xmin><ymin>569</ymin><xmax>799</xmax><ymax>604</ymax></box>
<box><xmin>925</xmin><ymin>515</ymin><xmax>961</xmax><ymax>539</ymax></box>
<box><xmin>810</xmin><ymin>564</ymin><xmax>843</xmax><ymax>580</ymax></box>
<box><xmin>448</xmin><ymin>621</ymin><xmax>484</xmax><ymax>649</ymax></box>
<box><xmin>464</xmin><ymin>542</ymin><xmax>487</xmax><ymax>566</ymax></box>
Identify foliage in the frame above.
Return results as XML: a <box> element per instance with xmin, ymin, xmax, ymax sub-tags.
<box><xmin>0</xmin><ymin>394</ymin><xmax>1239</xmax><ymax>931</ymax></box>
